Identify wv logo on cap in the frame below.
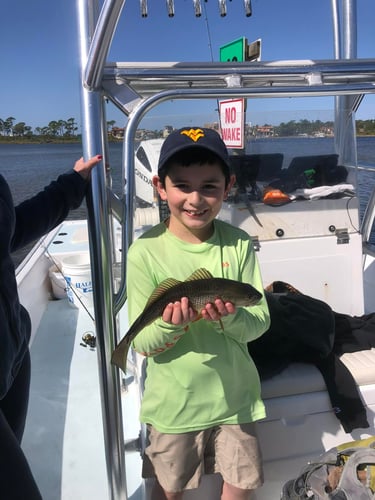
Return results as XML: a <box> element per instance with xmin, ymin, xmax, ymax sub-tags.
<box><xmin>180</xmin><ymin>128</ymin><xmax>205</xmax><ymax>142</ymax></box>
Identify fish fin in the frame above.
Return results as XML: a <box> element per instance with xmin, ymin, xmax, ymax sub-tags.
<box><xmin>111</xmin><ymin>335</ymin><xmax>132</xmax><ymax>373</ymax></box>
<box><xmin>185</xmin><ymin>268</ymin><xmax>214</xmax><ymax>281</ymax></box>
<box><xmin>142</xmin><ymin>269</ymin><xmax>214</xmax><ymax>312</ymax></box>
<box><xmin>145</xmin><ymin>278</ymin><xmax>182</xmax><ymax>307</ymax></box>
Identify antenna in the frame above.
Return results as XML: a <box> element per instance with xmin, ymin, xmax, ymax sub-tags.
<box><xmin>203</xmin><ymin>2</ymin><xmax>221</xmax><ymax>131</ymax></box>
<box><xmin>203</xmin><ymin>2</ymin><xmax>214</xmax><ymax>61</ymax></box>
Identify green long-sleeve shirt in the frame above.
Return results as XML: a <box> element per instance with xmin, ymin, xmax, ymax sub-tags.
<box><xmin>127</xmin><ymin>219</ymin><xmax>270</xmax><ymax>433</ymax></box>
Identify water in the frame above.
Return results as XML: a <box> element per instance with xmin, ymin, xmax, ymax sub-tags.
<box><xmin>1</xmin><ymin>138</ymin><xmax>374</xmax><ymax>267</ymax></box>
<box><xmin>0</xmin><ymin>142</ymin><xmax>124</xmax><ymax>266</ymax></box>
<box><xmin>0</xmin><ymin>142</ymin><xmax>122</xmax><ymax>207</ymax></box>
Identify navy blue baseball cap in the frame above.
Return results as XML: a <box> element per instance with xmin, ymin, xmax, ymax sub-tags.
<box><xmin>157</xmin><ymin>127</ymin><xmax>230</xmax><ymax>172</ymax></box>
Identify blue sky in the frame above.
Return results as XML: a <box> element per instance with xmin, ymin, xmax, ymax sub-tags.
<box><xmin>1</xmin><ymin>0</ymin><xmax>375</xmax><ymax>132</ymax></box>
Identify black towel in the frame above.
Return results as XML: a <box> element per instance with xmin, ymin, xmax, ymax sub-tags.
<box><xmin>248</xmin><ymin>289</ymin><xmax>372</xmax><ymax>432</ymax></box>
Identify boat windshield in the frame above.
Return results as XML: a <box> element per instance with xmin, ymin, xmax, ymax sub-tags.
<box><xmin>107</xmin><ymin>94</ymin><xmax>360</xmax><ymax>242</ymax></box>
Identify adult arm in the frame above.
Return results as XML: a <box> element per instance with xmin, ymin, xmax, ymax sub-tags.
<box><xmin>11</xmin><ymin>155</ymin><xmax>101</xmax><ymax>251</ymax></box>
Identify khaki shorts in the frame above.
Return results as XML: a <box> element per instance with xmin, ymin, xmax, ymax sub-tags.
<box><xmin>142</xmin><ymin>423</ymin><xmax>263</xmax><ymax>493</ymax></box>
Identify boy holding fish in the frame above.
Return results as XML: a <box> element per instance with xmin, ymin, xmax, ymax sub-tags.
<box><xmin>123</xmin><ymin>127</ymin><xmax>270</xmax><ymax>500</ymax></box>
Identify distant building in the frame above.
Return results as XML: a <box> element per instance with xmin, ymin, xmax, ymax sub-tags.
<box><xmin>163</xmin><ymin>126</ymin><xmax>173</xmax><ymax>137</ymax></box>
<box><xmin>110</xmin><ymin>127</ymin><xmax>125</xmax><ymax>139</ymax></box>
<box><xmin>255</xmin><ymin>125</ymin><xmax>274</xmax><ymax>137</ymax></box>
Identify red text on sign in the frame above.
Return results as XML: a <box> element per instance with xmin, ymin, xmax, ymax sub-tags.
<box><xmin>221</xmin><ymin>128</ymin><xmax>241</xmax><ymax>141</ymax></box>
<box><xmin>225</xmin><ymin>107</ymin><xmax>237</xmax><ymax>123</ymax></box>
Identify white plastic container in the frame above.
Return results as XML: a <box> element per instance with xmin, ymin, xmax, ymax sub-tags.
<box><xmin>61</xmin><ymin>253</ymin><xmax>93</xmax><ymax>309</ymax></box>
<box><xmin>48</xmin><ymin>264</ymin><xmax>67</xmax><ymax>300</ymax></box>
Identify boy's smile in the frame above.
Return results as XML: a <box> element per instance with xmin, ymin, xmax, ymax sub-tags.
<box><xmin>154</xmin><ymin>162</ymin><xmax>235</xmax><ymax>243</ymax></box>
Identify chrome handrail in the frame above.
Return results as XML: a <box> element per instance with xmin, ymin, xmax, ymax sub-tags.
<box><xmin>77</xmin><ymin>1</ymin><xmax>127</xmax><ymax>499</ymax></box>
<box><xmin>362</xmin><ymin>185</ymin><xmax>375</xmax><ymax>245</ymax></box>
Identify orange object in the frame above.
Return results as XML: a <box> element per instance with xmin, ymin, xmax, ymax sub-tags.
<box><xmin>263</xmin><ymin>188</ymin><xmax>291</xmax><ymax>206</ymax></box>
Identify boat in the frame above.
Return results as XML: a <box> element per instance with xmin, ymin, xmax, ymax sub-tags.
<box><xmin>18</xmin><ymin>1</ymin><xmax>375</xmax><ymax>499</ymax></box>
<box><xmin>134</xmin><ymin>138</ymin><xmax>163</xmax><ymax>207</ymax></box>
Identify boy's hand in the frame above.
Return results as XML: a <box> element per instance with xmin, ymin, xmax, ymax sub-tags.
<box><xmin>162</xmin><ymin>297</ymin><xmax>197</xmax><ymax>325</ymax></box>
<box><xmin>201</xmin><ymin>299</ymin><xmax>236</xmax><ymax>322</ymax></box>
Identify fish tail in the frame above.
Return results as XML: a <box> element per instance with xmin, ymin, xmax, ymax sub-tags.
<box><xmin>111</xmin><ymin>335</ymin><xmax>132</xmax><ymax>373</ymax></box>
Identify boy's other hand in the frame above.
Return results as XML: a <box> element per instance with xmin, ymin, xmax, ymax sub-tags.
<box><xmin>201</xmin><ymin>299</ymin><xmax>236</xmax><ymax>322</ymax></box>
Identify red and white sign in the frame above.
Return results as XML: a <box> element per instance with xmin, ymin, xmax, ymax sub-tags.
<box><xmin>219</xmin><ymin>98</ymin><xmax>245</xmax><ymax>149</ymax></box>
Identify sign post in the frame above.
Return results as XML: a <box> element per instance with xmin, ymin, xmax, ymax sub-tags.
<box><xmin>218</xmin><ymin>38</ymin><xmax>261</xmax><ymax>149</ymax></box>
<box><xmin>219</xmin><ymin>39</ymin><xmax>246</xmax><ymax>149</ymax></box>
<box><xmin>219</xmin><ymin>99</ymin><xmax>244</xmax><ymax>149</ymax></box>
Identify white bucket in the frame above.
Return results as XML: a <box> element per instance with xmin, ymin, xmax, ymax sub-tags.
<box><xmin>61</xmin><ymin>253</ymin><xmax>93</xmax><ymax>309</ymax></box>
<box><xmin>49</xmin><ymin>265</ymin><xmax>67</xmax><ymax>300</ymax></box>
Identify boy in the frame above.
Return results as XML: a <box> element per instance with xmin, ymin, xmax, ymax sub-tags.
<box><xmin>126</xmin><ymin>127</ymin><xmax>270</xmax><ymax>500</ymax></box>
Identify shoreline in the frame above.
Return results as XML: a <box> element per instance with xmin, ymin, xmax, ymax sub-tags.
<box><xmin>0</xmin><ymin>137</ymin><xmax>122</xmax><ymax>145</ymax></box>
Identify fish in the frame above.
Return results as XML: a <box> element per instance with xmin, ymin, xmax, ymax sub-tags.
<box><xmin>111</xmin><ymin>268</ymin><xmax>262</xmax><ymax>372</ymax></box>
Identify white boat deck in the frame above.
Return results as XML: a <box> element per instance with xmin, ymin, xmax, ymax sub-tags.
<box><xmin>22</xmin><ymin>296</ymin><xmax>144</xmax><ymax>500</ymax></box>
<box><xmin>20</xmin><ymin>220</ymin><xmax>375</xmax><ymax>499</ymax></box>
<box><xmin>23</xmin><ymin>299</ymin><xmax>106</xmax><ymax>499</ymax></box>
<box><xmin>18</xmin><ymin>218</ymin><xmax>148</xmax><ymax>499</ymax></box>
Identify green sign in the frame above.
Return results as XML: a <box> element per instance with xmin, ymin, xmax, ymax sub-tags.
<box><xmin>219</xmin><ymin>37</ymin><xmax>246</xmax><ymax>62</ymax></box>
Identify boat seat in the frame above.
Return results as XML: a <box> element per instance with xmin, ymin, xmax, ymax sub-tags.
<box><xmin>285</xmin><ymin>154</ymin><xmax>348</xmax><ymax>186</ymax></box>
<box><xmin>260</xmin><ymin>348</ymin><xmax>375</xmax><ymax>400</ymax></box>
<box><xmin>229</xmin><ymin>153</ymin><xmax>284</xmax><ymax>186</ymax></box>
<box><xmin>287</xmin><ymin>153</ymin><xmax>338</xmax><ymax>174</ymax></box>
<box><xmin>263</xmin><ymin>153</ymin><xmax>349</xmax><ymax>192</ymax></box>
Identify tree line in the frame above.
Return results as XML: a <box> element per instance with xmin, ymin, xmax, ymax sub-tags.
<box><xmin>1</xmin><ymin>115</ymin><xmax>375</xmax><ymax>140</ymax></box>
<box><xmin>274</xmin><ymin>118</ymin><xmax>375</xmax><ymax>137</ymax></box>
<box><xmin>0</xmin><ymin>117</ymin><xmax>78</xmax><ymax>138</ymax></box>
<box><xmin>248</xmin><ymin>119</ymin><xmax>375</xmax><ymax>137</ymax></box>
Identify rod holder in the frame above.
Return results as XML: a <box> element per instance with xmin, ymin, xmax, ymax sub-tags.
<box><xmin>193</xmin><ymin>0</ymin><xmax>202</xmax><ymax>17</ymax></box>
<box><xmin>140</xmin><ymin>0</ymin><xmax>147</xmax><ymax>17</ymax></box>
<box><xmin>244</xmin><ymin>0</ymin><xmax>252</xmax><ymax>17</ymax></box>
<box><xmin>218</xmin><ymin>0</ymin><xmax>227</xmax><ymax>17</ymax></box>
<box><xmin>166</xmin><ymin>0</ymin><xmax>174</xmax><ymax>17</ymax></box>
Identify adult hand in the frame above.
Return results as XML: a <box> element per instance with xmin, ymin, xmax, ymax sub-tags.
<box><xmin>73</xmin><ymin>155</ymin><xmax>102</xmax><ymax>180</ymax></box>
